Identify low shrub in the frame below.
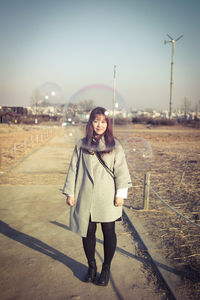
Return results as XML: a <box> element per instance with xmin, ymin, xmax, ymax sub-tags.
<box><xmin>147</xmin><ymin>118</ymin><xmax>176</xmax><ymax>126</ymax></box>
<box><xmin>132</xmin><ymin>117</ymin><xmax>176</xmax><ymax>126</ymax></box>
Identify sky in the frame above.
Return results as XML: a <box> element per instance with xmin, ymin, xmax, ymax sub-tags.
<box><xmin>0</xmin><ymin>0</ymin><xmax>200</xmax><ymax>111</ymax></box>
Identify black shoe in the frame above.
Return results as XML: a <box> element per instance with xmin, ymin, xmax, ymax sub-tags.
<box><xmin>98</xmin><ymin>264</ymin><xmax>110</xmax><ymax>286</ymax></box>
<box><xmin>85</xmin><ymin>260</ymin><xmax>97</xmax><ymax>283</ymax></box>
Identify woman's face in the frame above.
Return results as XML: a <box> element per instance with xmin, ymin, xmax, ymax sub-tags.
<box><xmin>92</xmin><ymin>114</ymin><xmax>107</xmax><ymax>135</ymax></box>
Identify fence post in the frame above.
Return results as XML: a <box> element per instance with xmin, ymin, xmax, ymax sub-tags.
<box><xmin>24</xmin><ymin>140</ymin><xmax>26</xmax><ymax>152</ymax></box>
<box><xmin>0</xmin><ymin>147</ymin><xmax>1</xmax><ymax>167</ymax></box>
<box><xmin>36</xmin><ymin>135</ymin><xmax>39</xmax><ymax>144</ymax></box>
<box><xmin>143</xmin><ymin>172</ymin><xmax>151</xmax><ymax>210</ymax></box>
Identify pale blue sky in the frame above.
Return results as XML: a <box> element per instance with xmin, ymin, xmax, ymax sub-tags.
<box><xmin>0</xmin><ymin>0</ymin><xmax>199</xmax><ymax>110</ymax></box>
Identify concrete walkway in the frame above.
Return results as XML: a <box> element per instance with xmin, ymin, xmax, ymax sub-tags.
<box><xmin>0</xmin><ymin>133</ymin><xmax>166</xmax><ymax>300</ymax></box>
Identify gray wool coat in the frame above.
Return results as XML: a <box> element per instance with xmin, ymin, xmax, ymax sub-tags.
<box><xmin>63</xmin><ymin>138</ymin><xmax>132</xmax><ymax>237</ymax></box>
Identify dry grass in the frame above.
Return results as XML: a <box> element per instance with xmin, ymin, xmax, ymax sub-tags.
<box><xmin>0</xmin><ymin>124</ymin><xmax>63</xmax><ymax>172</ymax></box>
<box><xmin>0</xmin><ymin>123</ymin><xmax>199</xmax><ymax>298</ymax></box>
<box><xmin>115</xmin><ymin>124</ymin><xmax>200</xmax><ymax>299</ymax></box>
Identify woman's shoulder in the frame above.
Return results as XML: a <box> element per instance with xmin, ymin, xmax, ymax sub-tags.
<box><xmin>112</xmin><ymin>138</ymin><xmax>124</xmax><ymax>156</ymax></box>
<box><xmin>75</xmin><ymin>138</ymin><xmax>86</xmax><ymax>149</ymax></box>
<box><xmin>114</xmin><ymin>138</ymin><xmax>123</xmax><ymax>149</ymax></box>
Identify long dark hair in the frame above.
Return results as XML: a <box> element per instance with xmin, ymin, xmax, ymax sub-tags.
<box><xmin>83</xmin><ymin>107</ymin><xmax>115</xmax><ymax>153</ymax></box>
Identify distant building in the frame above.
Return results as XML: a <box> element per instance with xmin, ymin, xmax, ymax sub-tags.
<box><xmin>0</xmin><ymin>111</ymin><xmax>20</xmax><ymax>124</ymax></box>
<box><xmin>1</xmin><ymin>106</ymin><xmax>28</xmax><ymax>115</ymax></box>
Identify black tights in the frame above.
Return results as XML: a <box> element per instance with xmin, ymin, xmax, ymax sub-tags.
<box><xmin>82</xmin><ymin>220</ymin><xmax>117</xmax><ymax>267</ymax></box>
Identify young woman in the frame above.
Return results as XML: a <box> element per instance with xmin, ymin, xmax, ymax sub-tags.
<box><xmin>63</xmin><ymin>107</ymin><xmax>131</xmax><ymax>286</ymax></box>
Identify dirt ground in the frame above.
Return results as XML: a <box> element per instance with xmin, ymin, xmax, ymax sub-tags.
<box><xmin>115</xmin><ymin>124</ymin><xmax>200</xmax><ymax>299</ymax></box>
<box><xmin>0</xmin><ymin>124</ymin><xmax>63</xmax><ymax>172</ymax></box>
<box><xmin>0</xmin><ymin>129</ymin><xmax>173</xmax><ymax>300</ymax></box>
<box><xmin>0</xmin><ymin>123</ymin><xmax>200</xmax><ymax>299</ymax></box>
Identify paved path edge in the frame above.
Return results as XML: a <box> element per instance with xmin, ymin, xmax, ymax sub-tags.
<box><xmin>0</xmin><ymin>135</ymin><xmax>57</xmax><ymax>178</ymax></box>
<box><xmin>123</xmin><ymin>207</ymin><xmax>185</xmax><ymax>300</ymax></box>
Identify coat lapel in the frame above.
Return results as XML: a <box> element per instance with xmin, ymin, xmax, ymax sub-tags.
<box><xmin>80</xmin><ymin>137</ymin><xmax>107</xmax><ymax>184</ymax></box>
<box><xmin>82</xmin><ymin>150</ymin><xmax>94</xmax><ymax>183</ymax></box>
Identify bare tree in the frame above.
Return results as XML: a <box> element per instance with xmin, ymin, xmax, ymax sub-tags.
<box><xmin>79</xmin><ymin>100</ymin><xmax>95</xmax><ymax>112</ymax></box>
<box><xmin>66</xmin><ymin>103</ymin><xmax>78</xmax><ymax>118</ymax></box>
<box><xmin>181</xmin><ymin>97</ymin><xmax>191</xmax><ymax>119</ymax></box>
<box><xmin>194</xmin><ymin>99</ymin><xmax>200</xmax><ymax>119</ymax></box>
<box><xmin>30</xmin><ymin>88</ymin><xmax>41</xmax><ymax>107</ymax></box>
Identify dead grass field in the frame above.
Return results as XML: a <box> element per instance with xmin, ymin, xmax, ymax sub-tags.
<box><xmin>0</xmin><ymin>124</ymin><xmax>63</xmax><ymax>172</ymax></box>
<box><xmin>0</xmin><ymin>123</ymin><xmax>199</xmax><ymax>298</ymax></box>
<box><xmin>115</xmin><ymin>124</ymin><xmax>200</xmax><ymax>299</ymax></box>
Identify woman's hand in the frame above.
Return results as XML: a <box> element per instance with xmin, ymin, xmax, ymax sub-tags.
<box><xmin>115</xmin><ymin>197</ymin><xmax>124</xmax><ymax>207</ymax></box>
<box><xmin>66</xmin><ymin>196</ymin><xmax>75</xmax><ymax>206</ymax></box>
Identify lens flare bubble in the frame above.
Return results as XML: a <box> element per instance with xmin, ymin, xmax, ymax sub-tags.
<box><xmin>125</xmin><ymin>137</ymin><xmax>152</xmax><ymax>172</ymax></box>
<box><xmin>64</xmin><ymin>83</ymin><xmax>131</xmax><ymax>151</ymax></box>
<box><xmin>37</xmin><ymin>82</ymin><xmax>63</xmax><ymax>104</ymax></box>
<box><xmin>64</xmin><ymin>126</ymin><xmax>84</xmax><ymax>145</ymax></box>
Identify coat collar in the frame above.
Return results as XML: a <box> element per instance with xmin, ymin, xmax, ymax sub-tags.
<box><xmin>92</xmin><ymin>136</ymin><xmax>107</xmax><ymax>152</ymax></box>
<box><xmin>80</xmin><ymin>136</ymin><xmax>107</xmax><ymax>184</ymax></box>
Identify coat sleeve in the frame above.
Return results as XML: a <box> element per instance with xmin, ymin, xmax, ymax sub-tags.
<box><xmin>62</xmin><ymin>144</ymin><xmax>80</xmax><ymax>196</ymax></box>
<box><xmin>113</xmin><ymin>142</ymin><xmax>132</xmax><ymax>190</ymax></box>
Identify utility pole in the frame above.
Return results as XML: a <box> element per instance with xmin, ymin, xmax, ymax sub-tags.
<box><xmin>112</xmin><ymin>65</ymin><xmax>116</xmax><ymax>130</ymax></box>
<box><xmin>164</xmin><ymin>34</ymin><xmax>183</xmax><ymax>119</ymax></box>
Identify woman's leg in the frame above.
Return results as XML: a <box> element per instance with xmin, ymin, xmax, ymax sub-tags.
<box><xmin>98</xmin><ymin>221</ymin><xmax>117</xmax><ymax>286</ymax></box>
<box><xmin>101</xmin><ymin>221</ymin><xmax>117</xmax><ymax>267</ymax></box>
<box><xmin>82</xmin><ymin>220</ymin><xmax>97</xmax><ymax>282</ymax></box>
<box><xmin>82</xmin><ymin>220</ymin><xmax>97</xmax><ymax>262</ymax></box>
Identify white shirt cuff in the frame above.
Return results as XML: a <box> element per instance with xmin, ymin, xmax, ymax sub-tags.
<box><xmin>116</xmin><ymin>188</ymin><xmax>128</xmax><ymax>199</ymax></box>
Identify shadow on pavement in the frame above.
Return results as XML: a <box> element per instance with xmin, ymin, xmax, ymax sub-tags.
<box><xmin>0</xmin><ymin>220</ymin><xmax>87</xmax><ymax>282</ymax></box>
<box><xmin>50</xmin><ymin>221</ymin><xmax>125</xmax><ymax>300</ymax></box>
<box><xmin>51</xmin><ymin>220</ymin><xmax>191</xmax><ymax>281</ymax></box>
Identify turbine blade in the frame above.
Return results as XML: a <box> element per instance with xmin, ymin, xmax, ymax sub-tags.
<box><xmin>167</xmin><ymin>34</ymin><xmax>173</xmax><ymax>40</ymax></box>
<box><xmin>175</xmin><ymin>35</ymin><xmax>183</xmax><ymax>41</ymax></box>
